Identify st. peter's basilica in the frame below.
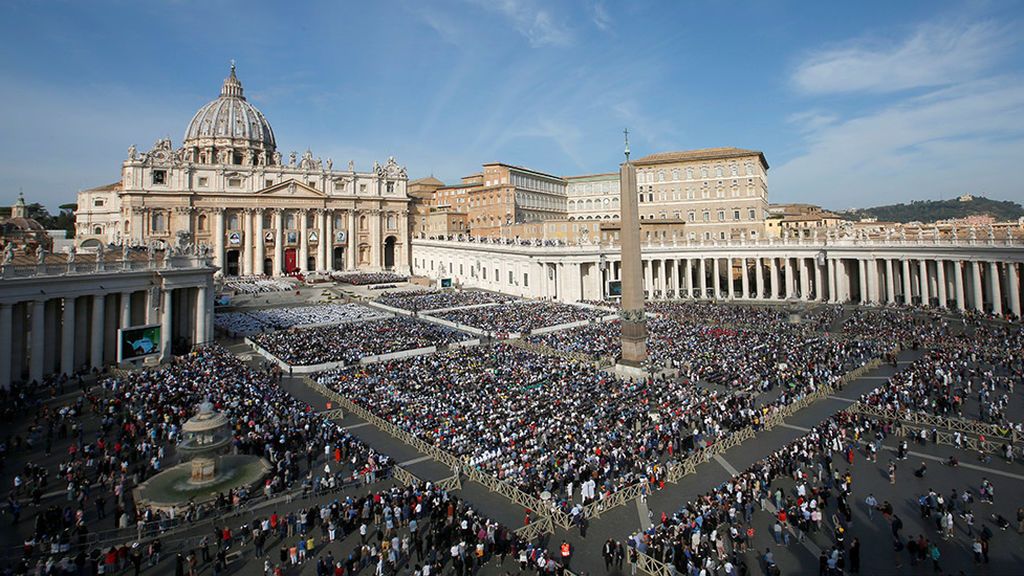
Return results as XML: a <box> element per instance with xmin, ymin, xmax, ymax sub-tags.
<box><xmin>74</xmin><ymin>64</ymin><xmax>411</xmax><ymax>276</ymax></box>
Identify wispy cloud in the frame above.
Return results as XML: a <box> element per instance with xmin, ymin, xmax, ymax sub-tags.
<box><xmin>468</xmin><ymin>0</ymin><xmax>572</xmax><ymax>47</ymax></box>
<box><xmin>792</xmin><ymin>20</ymin><xmax>1015</xmax><ymax>94</ymax></box>
<box><xmin>591</xmin><ymin>1</ymin><xmax>612</xmax><ymax>32</ymax></box>
<box><xmin>775</xmin><ymin>75</ymin><xmax>1024</xmax><ymax>206</ymax></box>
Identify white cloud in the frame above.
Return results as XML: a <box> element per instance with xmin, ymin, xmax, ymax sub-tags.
<box><xmin>774</xmin><ymin>75</ymin><xmax>1024</xmax><ymax>207</ymax></box>
<box><xmin>792</xmin><ymin>20</ymin><xmax>1015</xmax><ymax>94</ymax></box>
<box><xmin>468</xmin><ymin>0</ymin><xmax>572</xmax><ymax>47</ymax></box>
<box><xmin>591</xmin><ymin>2</ymin><xmax>612</xmax><ymax>32</ymax></box>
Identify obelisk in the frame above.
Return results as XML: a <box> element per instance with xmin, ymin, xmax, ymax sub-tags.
<box><xmin>618</xmin><ymin>129</ymin><xmax>647</xmax><ymax>367</ymax></box>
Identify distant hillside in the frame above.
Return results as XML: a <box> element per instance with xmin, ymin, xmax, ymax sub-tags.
<box><xmin>839</xmin><ymin>196</ymin><xmax>1024</xmax><ymax>223</ymax></box>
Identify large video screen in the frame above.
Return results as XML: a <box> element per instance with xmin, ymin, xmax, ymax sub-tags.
<box><xmin>118</xmin><ymin>324</ymin><xmax>161</xmax><ymax>362</ymax></box>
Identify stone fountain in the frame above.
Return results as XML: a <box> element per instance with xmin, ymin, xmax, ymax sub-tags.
<box><xmin>133</xmin><ymin>402</ymin><xmax>270</xmax><ymax>513</ymax></box>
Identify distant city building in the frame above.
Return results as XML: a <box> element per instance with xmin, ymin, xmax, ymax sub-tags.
<box><xmin>0</xmin><ymin>193</ymin><xmax>52</xmax><ymax>253</ymax></box>
<box><xmin>766</xmin><ymin>203</ymin><xmax>843</xmax><ymax>238</ymax></box>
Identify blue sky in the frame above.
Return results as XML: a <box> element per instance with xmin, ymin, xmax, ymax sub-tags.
<box><xmin>2</xmin><ymin>0</ymin><xmax>1023</xmax><ymax>211</ymax></box>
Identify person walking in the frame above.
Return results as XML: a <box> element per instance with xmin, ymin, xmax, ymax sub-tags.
<box><xmin>849</xmin><ymin>537</ymin><xmax>860</xmax><ymax>574</ymax></box>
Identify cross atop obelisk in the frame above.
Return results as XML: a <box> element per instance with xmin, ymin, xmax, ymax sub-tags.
<box><xmin>617</xmin><ymin>128</ymin><xmax>648</xmax><ymax>369</ymax></box>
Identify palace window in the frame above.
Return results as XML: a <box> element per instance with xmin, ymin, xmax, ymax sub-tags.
<box><xmin>197</xmin><ymin>177</ymin><xmax>208</xmax><ymax>187</ymax></box>
<box><xmin>93</xmin><ymin>226</ymin><xmax>102</xmax><ymax>235</ymax></box>
<box><xmin>734</xmin><ymin>210</ymin><xmax>741</xmax><ymax>220</ymax></box>
<box><xmin>228</xmin><ymin>178</ymin><xmax>242</xmax><ymax>187</ymax></box>
<box><xmin>523</xmin><ymin>273</ymin><xmax>529</xmax><ymax>287</ymax></box>
<box><xmin>307</xmin><ymin>181</ymin><xmax>316</xmax><ymax>189</ymax></box>
<box><xmin>748</xmin><ymin>209</ymin><xmax>756</xmax><ymax>220</ymax></box>
<box><xmin>93</xmin><ymin>198</ymin><xmax>105</xmax><ymax>207</ymax></box>
<box><xmin>151</xmin><ymin>211</ymin><xmax>166</xmax><ymax>232</ymax></box>
<box><xmin>152</xmin><ymin>170</ymin><xmax>166</xmax><ymax>185</ymax></box>
<box><xmin>265</xmin><ymin>179</ymin><xmax>274</xmax><ymax>188</ymax></box>
<box><xmin>702</xmin><ymin>211</ymin><xmax>710</xmax><ymax>222</ymax></box>
<box><xmin>718</xmin><ymin>210</ymin><xmax>725</xmax><ymax>221</ymax></box>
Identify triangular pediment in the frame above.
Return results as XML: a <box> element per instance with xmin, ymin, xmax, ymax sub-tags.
<box><xmin>255</xmin><ymin>178</ymin><xmax>326</xmax><ymax>198</ymax></box>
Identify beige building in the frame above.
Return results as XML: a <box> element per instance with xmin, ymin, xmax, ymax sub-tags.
<box><xmin>565</xmin><ymin>173</ymin><xmax>620</xmax><ymax>222</ymax></box>
<box><xmin>631</xmin><ymin>147</ymin><xmax>769</xmax><ymax>242</ymax></box>
<box><xmin>75</xmin><ymin>65</ymin><xmax>411</xmax><ymax>276</ymax></box>
<box><xmin>766</xmin><ymin>203</ymin><xmax>843</xmax><ymax>238</ymax></box>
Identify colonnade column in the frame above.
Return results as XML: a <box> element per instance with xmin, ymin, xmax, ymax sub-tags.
<box><xmin>120</xmin><ymin>291</ymin><xmax>131</xmax><ymax>330</ymax></box>
<box><xmin>814</xmin><ymin>258</ymin><xmax>823</xmax><ymax>301</ymax></box>
<box><xmin>755</xmin><ymin>258</ymin><xmax>764</xmax><ymax>299</ymax></box>
<box><xmin>827</xmin><ymin>259</ymin><xmax>836</xmax><ymax>303</ymax></box>
<box><xmin>918</xmin><ymin>260</ymin><xmax>930</xmax><ymax>305</ymax></box>
<box><xmin>242</xmin><ymin>209</ymin><xmax>253</xmax><ymax>276</ymax></box>
<box><xmin>30</xmin><ymin>299</ymin><xmax>45</xmax><ymax>383</ymax></box>
<box><xmin>213</xmin><ymin>208</ymin><xmax>225</xmax><ymax>273</ymax></box>
<box><xmin>196</xmin><ymin>286</ymin><xmax>207</xmax><ymax>346</ymax></box>
<box><xmin>90</xmin><ymin>294</ymin><xmax>105</xmax><ymax>369</ymax></box>
<box><xmin>60</xmin><ymin>297</ymin><xmax>75</xmax><ymax>376</ymax></box>
<box><xmin>325</xmin><ymin>211</ymin><xmax>334</xmax><ymax>271</ymax></box>
<box><xmin>990</xmin><ymin>261</ymin><xmax>1003</xmax><ymax>316</ymax></box>
<box><xmin>954</xmin><ymin>261</ymin><xmax>966</xmax><ymax>311</ymax></box>
<box><xmin>254</xmin><ymin>208</ymin><xmax>265</xmax><ymax>277</ymax></box>
<box><xmin>741</xmin><ymin>258</ymin><xmax>749</xmax><ymax>299</ymax></box>
<box><xmin>768</xmin><ymin>258</ymin><xmax>778</xmax><ymax>300</ymax></box>
<box><xmin>644</xmin><ymin>259</ymin><xmax>653</xmax><ymax>298</ymax></box>
<box><xmin>347</xmin><ymin>211</ymin><xmax>357</xmax><ymax>270</ymax></box>
<box><xmin>0</xmin><ymin>304</ymin><xmax>11</xmax><ymax>389</ymax></box>
<box><xmin>971</xmin><ymin>261</ymin><xmax>984</xmax><ymax>312</ymax></box>
<box><xmin>685</xmin><ymin>258</ymin><xmax>694</xmax><ymax>298</ymax></box>
<box><xmin>857</xmin><ymin>260</ymin><xmax>867</xmax><ymax>304</ymax></box>
<box><xmin>1007</xmin><ymin>263</ymin><xmax>1021</xmax><ymax>319</ymax></box>
<box><xmin>713</xmin><ymin>258</ymin><xmax>721</xmax><ymax>299</ymax></box>
<box><xmin>370</xmin><ymin>210</ymin><xmax>382</xmax><ymax>269</ymax></box>
<box><xmin>784</xmin><ymin>257</ymin><xmax>794</xmax><ymax>299</ymax></box>
<box><xmin>317</xmin><ymin>209</ymin><xmax>328</xmax><ymax>271</ymax></box>
<box><xmin>902</xmin><ymin>260</ymin><xmax>912</xmax><ymax>305</ymax></box>
<box><xmin>885</xmin><ymin>259</ymin><xmax>895</xmax><ymax>304</ymax></box>
<box><xmin>273</xmin><ymin>210</ymin><xmax>284</xmax><ymax>277</ymax></box>
<box><xmin>160</xmin><ymin>288</ymin><xmax>173</xmax><ymax>362</ymax></box>
<box><xmin>298</xmin><ymin>209</ymin><xmax>309</xmax><ymax>272</ymax></box>
<box><xmin>699</xmin><ymin>258</ymin><xmax>707</xmax><ymax>298</ymax></box>
<box><xmin>935</xmin><ymin>260</ymin><xmax>947</xmax><ymax>308</ymax></box>
<box><xmin>799</xmin><ymin>258</ymin><xmax>810</xmax><ymax>300</ymax></box>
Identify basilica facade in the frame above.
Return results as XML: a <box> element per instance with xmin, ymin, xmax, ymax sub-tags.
<box><xmin>75</xmin><ymin>65</ymin><xmax>411</xmax><ymax>276</ymax></box>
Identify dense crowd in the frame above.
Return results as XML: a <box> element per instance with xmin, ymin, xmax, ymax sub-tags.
<box><xmin>375</xmin><ymin>290</ymin><xmax>517</xmax><ymax>313</ymax></box>
<box><xmin>315</xmin><ymin>341</ymin><xmax>878</xmax><ymax>509</ymax></box>
<box><xmin>251</xmin><ymin>318</ymin><xmax>471</xmax><ymax>366</ymax></box>
<box><xmin>215</xmin><ymin>304</ymin><xmax>387</xmax><ymax>337</ymax></box>
<box><xmin>3</xmin><ymin>347</ymin><xmax>390</xmax><ymax>574</ymax></box>
<box><xmin>433</xmin><ymin>302</ymin><xmax>606</xmax><ymax>334</ymax></box>
<box><xmin>222</xmin><ymin>277</ymin><xmax>297</xmax><ymax>295</ymax></box>
<box><xmin>333</xmin><ymin>273</ymin><xmax>409</xmax><ymax>286</ymax></box>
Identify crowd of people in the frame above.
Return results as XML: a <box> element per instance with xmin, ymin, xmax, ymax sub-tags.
<box><xmin>214</xmin><ymin>304</ymin><xmax>387</xmax><ymax>337</ymax></box>
<box><xmin>221</xmin><ymin>277</ymin><xmax>297</xmax><ymax>296</ymax></box>
<box><xmin>333</xmin><ymin>273</ymin><xmax>409</xmax><ymax>286</ymax></box>
<box><xmin>251</xmin><ymin>318</ymin><xmax>471</xmax><ymax>366</ymax></box>
<box><xmin>3</xmin><ymin>346</ymin><xmax>392</xmax><ymax>574</ymax></box>
<box><xmin>375</xmin><ymin>290</ymin><xmax>517</xmax><ymax>313</ymax></box>
<box><xmin>432</xmin><ymin>302</ymin><xmax>606</xmax><ymax>334</ymax></box>
<box><xmin>315</xmin><ymin>339</ymin><xmax>879</xmax><ymax>511</ymax></box>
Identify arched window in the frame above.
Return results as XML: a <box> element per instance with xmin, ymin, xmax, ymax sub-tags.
<box><xmin>360</xmin><ymin>215</ymin><xmax>368</xmax><ymax>230</ymax></box>
<box><xmin>731</xmin><ymin>164</ymin><xmax>738</xmax><ymax>176</ymax></box>
<box><xmin>672</xmin><ymin>169</ymin><xmax>680</xmax><ymax>181</ymax></box>
<box><xmin>197</xmin><ymin>214</ymin><xmax>208</xmax><ymax>231</ymax></box>
<box><xmin>701</xmin><ymin>167</ymin><xmax>708</xmax><ymax>178</ymax></box>
<box><xmin>93</xmin><ymin>226</ymin><xmax>102</xmax><ymax>235</ymax></box>
<box><xmin>387</xmin><ymin>214</ymin><xmax>396</xmax><ymax>229</ymax></box>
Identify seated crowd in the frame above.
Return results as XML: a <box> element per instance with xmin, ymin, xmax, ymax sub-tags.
<box><xmin>215</xmin><ymin>304</ymin><xmax>387</xmax><ymax>337</ymax></box>
<box><xmin>315</xmin><ymin>340</ymin><xmax>877</xmax><ymax>511</ymax></box>
<box><xmin>432</xmin><ymin>302</ymin><xmax>606</xmax><ymax>334</ymax></box>
<box><xmin>222</xmin><ymin>277</ymin><xmax>297</xmax><ymax>295</ymax></box>
<box><xmin>376</xmin><ymin>290</ymin><xmax>517</xmax><ymax>313</ymax></box>
<box><xmin>333</xmin><ymin>273</ymin><xmax>409</xmax><ymax>286</ymax></box>
<box><xmin>251</xmin><ymin>317</ymin><xmax>471</xmax><ymax>366</ymax></box>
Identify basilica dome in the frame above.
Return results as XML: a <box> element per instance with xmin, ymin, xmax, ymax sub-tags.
<box><xmin>182</xmin><ymin>64</ymin><xmax>277</xmax><ymax>165</ymax></box>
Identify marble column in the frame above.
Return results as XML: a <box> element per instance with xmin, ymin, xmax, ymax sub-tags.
<box><xmin>990</xmin><ymin>261</ymin><xmax>1003</xmax><ymax>316</ymax></box>
<box><xmin>784</xmin><ymin>257</ymin><xmax>794</xmax><ymax>299</ymax></box>
<box><xmin>196</xmin><ymin>286</ymin><xmax>207</xmax><ymax>345</ymax></box>
<box><xmin>954</xmin><ymin>261</ymin><xmax>966</xmax><ymax>311</ymax></box>
<box><xmin>347</xmin><ymin>210</ymin><xmax>357</xmax><ymax>270</ymax></box>
<box><xmin>755</xmin><ymin>257</ymin><xmax>765</xmax><ymax>299</ymax></box>
<box><xmin>298</xmin><ymin>209</ymin><xmax>309</xmax><ymax>272</ymax></box>
<box><xmin>857</xmin><ymin>259</ymin><xmax>867</xmax><ymax>304</ymax></box>
<box><xmin>936</xmin><ymin>260</ymin><xmax>947</xmax><ymax>308</ymax></box>
<box><xmin>971</xmin><ymin>261</ymin><xmax>984</xmax><ymax>312</ymax></box>
<box><xmin>918</xmin><ymin>260</ymin><xmax>930</xmax><ymax>305</ymax></box>
<box><xmin>30</xmin><ymin>299</ymin><xmax>45</xmax><ymax>383</ymax></box>
<box><xmin>160</xmin><ymin>288</ymin><xmax>173</xmax><ymax>361</ymax></box>
<box><xmin>61</xmin><ymin>297</ymin><xmax>75</xmax><ymax>376</ymax></box>
<box><xmin>90</xmin><ymin>294</ymin><xmax>105</xmax><ymax>369</ymax></box>
<box><xmin>699</xmin><ymin>258</ymin><xmax>707</xmax><ymax>298</ymax></box>
<box><xmin>1007</xmin><ymin>263</ymin><xmax>1021</xmax><ymax>319</ymax></box>
<box><xmin>0</xmin><ymin>304</ymin><xmax>12</xmax><ymax>388</ymax></box>
<box><xmin>827</xmin><ymin>259</ymin><xmax>837</xmax><ymax>303</ymax></box>
<box><xmin>713</xmin><ymin>258</ymin><xmax>721</xmax><ymax>299</ymax></box>
<box><xmin>273</xmin><ymin>210</ymin><xmax>284</xmax><ymax>277</ymax></box>
<box><xmin>242</xmin><ymin>209</ymin><xmax>253</xmax><ymax>276</ymax></box>
<box><xmin>254</xmin><ymin>208</ymin><xmax>265</xmax><ymax>276</ymax></box>
<box><xmin>902</xmin><ymin>259</ymin><xmax>912</xmax><ymax>305</ymax></box>
<box><xmin>768</xmin><ymin>258</ymin><xmax>778</xmax><ymax>300</ymax></box>
<box><xmin>885</xmin><ymin>259</ymin><xmax>895</xmax><ymax>304</ymax></box>
<box><xmin>370</xmin><ymin>210</ymin><xmax>382</xmax><ymax>269</ymax></box>
<box><xmin>814</xmin><ymin>258</ymin><xmax>824</xmax><ymax>301</ymax></box>
<box><xmin>741</xmin><ymin>258</ymin><xmax>750</xmax><ymax>299</ymax></box>
<box><xmin>685</xmin><ymin>258</ymin><xmax>694</xmax><ymax>298</ymax></box>
<box><xmin>325</xmin><ymin>211</ymin><xmax>334</xmax><ymax>271</ymax></box>
<box><xmin>120</xmin><ymin>291</ymin><xmax>132</xmax><ymax>329</ymax></box>
<box><xmin>799</xmin><ymin>258</ymin><xmax>810</xmax><ymax>301</ymax></box>
<box><xmin>213</xmin><ymin>209</ymin><xmax>225</xmax><ymax>273</ymax></box>
<box><xmin>317</xmin><ymin>210</ymin><xmax>328</xmax><ymax>271</ymax></box>
<box><xmin>644</xmin><ymin>259</ymin><xmax>653</xmax><ymax>298</ymax></box>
